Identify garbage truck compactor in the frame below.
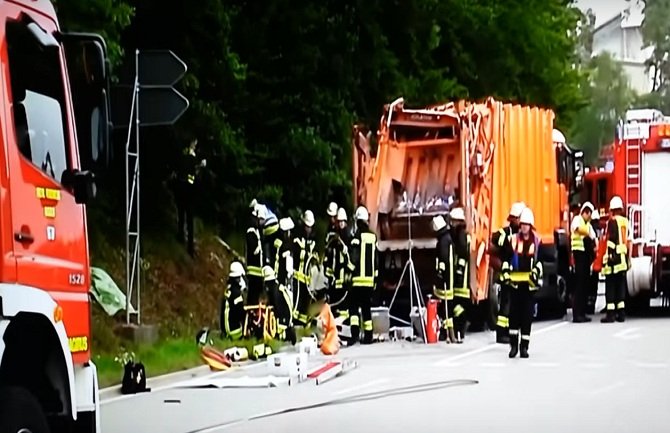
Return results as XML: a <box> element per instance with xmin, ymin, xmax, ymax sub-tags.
<box><xmin>352</xmin><ymin>97</ymin><xmax>584</xmax><ymax>329</ymax></box>
<box><xmin>0</xmin><ymin>0</ymin><xmax>112</xmax><ymax>431</ymax></box>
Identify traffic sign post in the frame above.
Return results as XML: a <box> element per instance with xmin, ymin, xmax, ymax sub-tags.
<box><xmin>125</xmin><ymin>49</ymin><xmax>190</xmax><ymax>325</ymax></box>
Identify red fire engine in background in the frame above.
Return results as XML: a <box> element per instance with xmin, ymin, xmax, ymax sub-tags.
<box><xmin>0</xmin><ymin>0</ymin><xmax>111</xmax><ymax>431</ymax></box>
<box><xmin>582</xmin><ymin>108</ymin><xmax>670</xmax><ymax>311</ymax></box>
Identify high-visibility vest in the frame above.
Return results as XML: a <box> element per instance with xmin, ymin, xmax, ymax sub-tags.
<box><xmin>434</xmin><ymin>232</ymin><xmax>454</xmax><ymax>301</ymax></box>
<box><xmin>293</xmin><ymin>235</ymin><xmax>317</xmax><ymax>284</ymax></box>
<box><xmin>246</xmin><ymin>226</ymin><xmax>263</xmax><ymax>278</ymax></box>
<box><xmin>602</xmin><ymin>216</ymin><xmax>629</xmax><ymax>275</ymax></box>
<box><xmin>351</xmin><ymin>231</ymin><xmax>378</xmax><ymax>288</ymax></box>
<box><xmin>452</xmin><ymin>233</ymin><xmax>471</xmax><ymax>299</ymax></box>
<box><xmin>570</xmin><ymin>215</ymin><xmax>588</xmax><ymax>252</ymax></box>
<box><xmin>505</xmin><ymin>233</ymin><xmax>543</xmax><ymax>290</ymax></box>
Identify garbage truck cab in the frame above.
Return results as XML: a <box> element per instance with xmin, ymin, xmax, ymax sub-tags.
<box><xmin>0</xmin><ymin>0</ymin><xmax>111</xmax><ymax>431</ymax></box>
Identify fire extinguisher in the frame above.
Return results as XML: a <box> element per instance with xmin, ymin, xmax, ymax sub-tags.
<box><xmin>425</xmin><ymin>296</ymin><xmax>439</xmax><ymax>344</ymax></box>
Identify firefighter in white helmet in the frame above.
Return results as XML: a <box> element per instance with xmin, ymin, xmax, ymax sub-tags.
<box><xmin>271</xmin><ymin>217</ymin><xmax>297</xmax><ymax>344</ymax></box>
<box><xmin>245</xmin><ymin>204</ymin><xmax>265</xmax><ymax>305</ymax></box>
<box><xmin>587</xmin><ymin>210</ymin><xmax>602</xmax><ymax>315</ymax></box>
<box><xmin>323</xmin><ymin>202</ymin><xmax>340</xmax><ymax>295</ymax></box>
<box><xmin>601</xmin><ymin>196</ymin><xmax>629</xmax><ymax>323</ymax></box>
<box><xmin>348</xmin><ymin>206</ymin><xmax>379</xmax><ymax>344</ymax></box>
<box><xmin>447</xmin><ymin>207</ymin><xmax>471</xmax><ymax>344</ymax></box>
<box><xmin>570</xmin><ymin>201</ymin><xmax>596</xmax><ymax>323</ymax></box>
<box><xmin>331</xmin><ymin>208</ymin><xmax>355</xmax><ymax>333</ymax></box>
<box><xmin>432</xmin><ymin>214</ymin><xmax>456</xmax><ymax>343</ymax></box>
<box><xmin>501</xmin><ymin>207</ymin><xmax>543</xmax><ymax>358</ymax></box>
<box><xmin>489</xmin><ymin>201</ymin><xmax>525</xmax><ymax>344</ymax></box>
<box><xmin>292</xmin><ymin>210</ymin><xmax>318</xmax><ymax>327</ymax></box>
<box><xmin>220</xmin><ymin>261</ymin><xmax>247</xmax><ymax>340</ymax></box>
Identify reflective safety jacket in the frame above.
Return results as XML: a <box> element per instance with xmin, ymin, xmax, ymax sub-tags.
<box><xmin>274</xmin><ymin>235</ymin><xmax>294</xmax><ymax>287</ymax></box>
<box><xmin>293</xmin><ymin>230</ymin><xmax>318</xmax><ymax>286</ymax></box>
<box><xmin>450</xmin><ymin>227</ymin><xmax>471</xmax><ymax>299</ymax></box>
<box><xmin>490</xmin><ymin>225</ymin><xmax>515</xmax><ymax>280</ymax></box>
<box><xmin>324</xmin><ymin>223</ymin><xmax>338</xmax><ymax>279</ymax></box>
<box><xmin>245</xmin><ymin>224</ymin><xmax>263</xmax><ymax>279</ymax></box>
<box><xmin>570</xmin><ymin>215</ymin><xmax>589</xmax><ymax>252</ymax></box>
<box><xmin>334</xmin><ymin>229</ymin><xmax>354</xmax><ymax>289</ymax></box>
<box><xmin>221</xmin><ymin>277</ymin><xmax>245</xmax><ymax>340</ymax></box>
<box><xmin>263</xmin><ymin>213</ymin><xmax>280</xmax><ymax>269</ymax></box>
<box><xmin>502</xmin><ymin>232</ymin><xmax>544</xmax><ymax>290</ymax></box>
<box><xmin>434</xmin><ymin>229</ymin><xmax>454</xmax><ymax>301</ymax></box>
<box><xmin>602</xmin><ymin>215</ymin><xmax>629</xmax><ymax>275</ymax></box>
<box><xmin>349</xmin><ymin>226</ymin><xmax>379</xmax><ymax>289</ymax></box>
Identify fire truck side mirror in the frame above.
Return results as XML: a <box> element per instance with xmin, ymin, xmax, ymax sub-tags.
<box><xmin>72</xmin><ymin>170</ymin><xmax>97</xmax><ymax>205</ymax></box>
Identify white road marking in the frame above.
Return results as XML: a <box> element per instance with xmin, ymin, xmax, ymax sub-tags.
<box><xmin>101</xmin><ymin>362</ymin><xmax>266</xmax><ymax>405</ymax></box>
<box><xmin>480</xmin><ymin>362</ymin><xmax>505</xmax><ymax>368</ymax></box>
<box><xmin>613</xmin><ymin>327</ymin><xmax>642</xmax><ymax>340</ymax></box>
<box><xmin>633</xmin><ymin>362</ymin><xmax>668</xmax><ymax>369</ymax></box>
<box><xmin>530</xmin><ymin>362</ymin><xmax>559</xmax><ymax>368</ymax></box>
<box><xmin>332</xmin><ymin>378</ymin><xmax>389</xmax><ymax>395</ymax></box>
<box><xmin>433</xmin><ymin>321</ymin><xmax>568</xmax><ymax>367</ymax></box>
<box><xmin>589</xmin><ymin>381</ymin><xmax>624</xmax><ymax>397</ymax></box>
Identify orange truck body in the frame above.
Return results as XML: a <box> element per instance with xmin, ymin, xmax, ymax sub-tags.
<box><xmin>353</xmin><ymin>97</ymin><xmax>580</xmax><ymax>324</ymax></box>
<box><xmin>0</xmin><ymin>0</ymin><xmax>110</xmax><ymax>430</ymax></box>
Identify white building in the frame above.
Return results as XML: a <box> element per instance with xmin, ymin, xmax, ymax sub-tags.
<box><xmin>590</xmin><ymin>1</ymin><xmax>655</xmax><ymax>94</ymax></box>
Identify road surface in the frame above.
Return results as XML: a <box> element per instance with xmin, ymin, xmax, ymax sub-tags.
<box><xmin>101</xmin><ymin>312</ymin><xmax>670</xmax><ymax>433</ymax></box>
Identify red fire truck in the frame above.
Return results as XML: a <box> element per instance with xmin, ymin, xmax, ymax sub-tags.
<box><xmin>588</xmin><ymin>108</ymin><xmax>670</xmax><ymax>310</ymax></box>
<box><xmin>0</xmin><ymin>1</ymin><xmax>110</xmax><ymax>431</ymax></box>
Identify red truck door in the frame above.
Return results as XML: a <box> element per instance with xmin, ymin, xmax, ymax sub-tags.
<box><xmin>2</xmin><ymin>9</ymin><xmax>91</xmax><ymax>360</ymax></box>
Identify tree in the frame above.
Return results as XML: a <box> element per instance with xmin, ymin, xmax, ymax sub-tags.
<box><xmin>569</xmin><ymin>53</ymin><xmax>636</xmax><ymax>163</ymax></box>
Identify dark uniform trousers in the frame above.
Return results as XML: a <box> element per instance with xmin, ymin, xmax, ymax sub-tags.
<box><xmin>246</xmin><ymin>226</ymin><xmax>265</xmax><ymax>305</ymax></box>
<box><xmin>349</xmin><ymin>230</ymin><xmax>378</xmax><ymax>344</ymax></box>
<box><xmin>221</xmin><ymin>279</ymin><xmax>245</xmax><ymax>340</ymax></box>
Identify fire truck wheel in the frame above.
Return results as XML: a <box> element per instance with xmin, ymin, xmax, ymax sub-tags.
<box><xmin>0</xmin><ymin>386</ymin><xmax>50</xmax><ymax>433</ymax></box>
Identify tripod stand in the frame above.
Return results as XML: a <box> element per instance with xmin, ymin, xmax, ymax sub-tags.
<box><xmin>387</xmin><ymin>204</ymin><xmax>428</xmax><ymax>344</ymax></box>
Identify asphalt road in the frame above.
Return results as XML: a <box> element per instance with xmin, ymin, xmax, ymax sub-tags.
<box><xmin>101</xmin><ymin>307</ymin><xmax>670</xmax><ymax>433</ymax></box>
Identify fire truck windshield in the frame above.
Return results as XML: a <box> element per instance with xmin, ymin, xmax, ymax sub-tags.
<box><xmin>6</xmin><ymin>18</ymin><xmax>71</xmax><ymax>185</ymax></box>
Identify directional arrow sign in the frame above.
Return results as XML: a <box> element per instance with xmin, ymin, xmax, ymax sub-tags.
<box><xmin>111</xmin><ymin>85</ymin><xmax>189</xmax><ymax>127</ymax></box>
<box><xmin>138</xmin><ymin>50</ymin><xmax>187</xmax><ymax>87</ymax></box>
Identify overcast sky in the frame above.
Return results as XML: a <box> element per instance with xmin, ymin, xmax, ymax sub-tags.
<box><xmin>574</xmin><ymin>0</ymin><xmax>631</xmax><ymax>27</ymax></box>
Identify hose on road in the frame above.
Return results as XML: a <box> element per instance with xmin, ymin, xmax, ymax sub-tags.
<box><xmin>186</xmin><ymin>378</ymin><xmax>479</xmax><ymax>432</ymax></box>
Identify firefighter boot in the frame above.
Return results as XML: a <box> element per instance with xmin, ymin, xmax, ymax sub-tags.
<box><xmin>438</xmin><ymin>328</ymin><xmax>447</xmax><ymax>341</ymax></box>
<box><xmin>601</xmin><ymin>311</ymin><xmax>616</xmax><ymax>323</ymax></box>
<box><xmin>350</xmin><ymin>325</ymin><xmax>360</xmax><ymax>345</ymax></box>
<box><xmin>508</xmin><ymin>333</ymin><xmax>519</xmax><ymax>358</ymax></box>
<box><xmin>496</xmin><ymin>328</ymin><xmax>510</xmax><ymax>344</ymax></box>
<box><xmin>520</xmin><ymin>338</ymin><xmax>529</xmax><ymax>359</ymax></box>
<box><xmin>362</xmin><ymin>330</ymin><xmax>373</xmax><ymax>345</ymax></box>
<box><xmin>616</xmin><ymin>309</ymin><xmax>626</xmax><ymax>323</ymax></box>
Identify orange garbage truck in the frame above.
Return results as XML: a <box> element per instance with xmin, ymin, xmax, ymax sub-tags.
<box><xmin>0</xmin><ymin>1</ymin><xmax>112</xmax><ymax>431</ymax></box>
<box><xmin>352</xmin><ymin>97</ymin><xmax>584</xmax><ymax>329</ymax></box>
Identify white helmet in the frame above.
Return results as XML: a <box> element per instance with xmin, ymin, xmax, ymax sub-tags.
<box><xmin>519</xmin><ymin>207</ymin><xmax>535</xmax><ymax>227</ymax></box>
<box><xmin>262</xmin><ymin>266</ymin><xmax>276</xmax><ymax>281</ymax></box>
<box><xmin>229</xmin><ymin>261</ymin><xmax>245</xmax><ymax>278</ymax></box>
<box><xmin>327</xmin><ymin>202</ymin><xmax>338</xmax><ymax>217</ymax></box>
<box><xmin>254</xmin><ymin>204</ymin><xmax>268</xmax><ymax>220</ymax></box>
<box><xmin>337</xmin><ymin>208</ymin><xmax>348</xmax><ymax>222</ymax></box>
<box><xmin>609</xmin><ymin>196</ymin><xmax>624</xmax><ymax>211</ymax></box>
<box><xmin>449</xmin><ymin>207</ymin><xmax>465</xmax><ymax>221</ymax></box>
<box><xmin>355</xmin><ymin>206</ymin><xmax>369</xmax><ymax>222</ymax></box>
<box><xmin>279</xmin><ymin>217</ymin><xmax>295</xmax><ymax>232</ymax></box>
<box><xmin>509</xmin><ymin>202</ymin><xmax>526</xmax><ymax>218</ymax></box>
<box><xmin>431</xmin><ymin>215</ymin><xmax>447</xmax><ymax>232</ymax></box>
<box><xmin>302</xmin><ymin>210</ymin><xmax>315</xmax><ymax>227</ymax></box>
<box><xmin>552</xmin><ymin>128</ymin><xmax>566</xmax><ymax>146</ymax></box>
<box><xmin>592</xmin><ymin>210</ymin><xmax>600</xmax><ymax>220</ymax></box>
<box><xmin>581</xmin><ymin>201</ymin><xmax>595</xmax><ymax>213</ymax></box>
<box><xmin>249</xmin><ymin>198</ymin><xmax>258</xmax><ymax>209</ymax></box>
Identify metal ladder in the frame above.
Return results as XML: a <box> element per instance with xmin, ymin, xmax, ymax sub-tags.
<box><xmin>626</xmin><ymin>138</ymin><xmax>642</xmax><ymax>238</ymax></box>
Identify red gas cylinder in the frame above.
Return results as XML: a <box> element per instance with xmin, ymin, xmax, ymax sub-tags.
<box><xmin>425</xmin><ymin>297</ymin><xmax>439</xmax><ymax>344</ymax></box>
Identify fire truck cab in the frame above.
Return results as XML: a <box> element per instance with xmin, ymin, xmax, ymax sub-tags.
<box><xmin>612</xmin><ymin>108</ymin><xmax>670</xmax><ymax>308</ymax></box>
<box><xmin>0</xmin><ymin>1</ymin><xmax>110</xmax><ymax>432</ymax></box>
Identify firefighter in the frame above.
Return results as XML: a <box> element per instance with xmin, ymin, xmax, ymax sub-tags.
<box><xmin>323</xmin><ymin>202</ymin><xmax>339</xmax><ymax>292</ymax></box>
<box><xmin>332</xmin><ymin>208</ymin><xmax>354</xmax><ymax>328</ymax></box>
<box><xmin>221</xmin><ymin>261</ymin><xmax>246</xmax><ymax>340</ymax></box>
<box><xmin>432</xmin><ymin>214</ymin><xmax>456</xmax><ymax>343</ymax></box>
<box><xmin>348</xmin><ymin>206</ymin><xmax>379</xmax><ymax>344</ymax></box>
<box><xmin>601</xmin><ymin>196</ymin><xmax>630</xmax><ymax>323</ymax></box>
<box><xmin>490</xmin><ymin>201</ymin><xmax>526</xmax><ymax>344</ymax></box>
<box><xmin>587</xmin><ymin>210</ymin><xmax>602</xmax><ymax>315</ymax></box>
<box><xmin>293</xmin><ymin>210</ymin><xmax>317</xmax><ymax>327</ymax></box>
<box><xmin>245</xmin><ymin>204</ymin><xmax>265</xmax><ymax>305</ymax></box>
<box><xmin>502</xmin><ymin>207</ymin><xmax>543</xmax><ymax>359</ymax></box>
<box><xmin>449</xmin><ymin>207</ymin><xmax>471</xmax><ymax>344</ymax></box>
<box><xmin>173</xmin><ymin>139</ymin><xmax>206</xmax><ymax>257</ymax></box>
<box><xmin>264</xmin><ymin>258</ymin><xmax>296</xmax><ymax>344</ymax></box>
<box><xmin>571</xmin><ymin>201</ymin><xmax>596</xmax><ymax>322</ymax></box>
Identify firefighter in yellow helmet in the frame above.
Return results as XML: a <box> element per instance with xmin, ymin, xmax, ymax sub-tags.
<box><xmin>601</xmin><ymin>196</ymin><xmax>630</xmax><ymax>323</ymax></box>
<box><xmin>448</xmin><ymin>207</ymin><xmax>471</xmax><ymax>344</ymax></box>
<box><xmin>348</xmin><ymin>206</ymin><xmax>379</xmax><ymax>344</ymax></box>
<box><xmin>292</xmin><ymin>210</ymin><xmax>318</xmax><ymax>327</ymax></box>
<box><xmin>501</xmin><ymin>207</ymin><xmax>544</xmax><ymax>358</ymax></box>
